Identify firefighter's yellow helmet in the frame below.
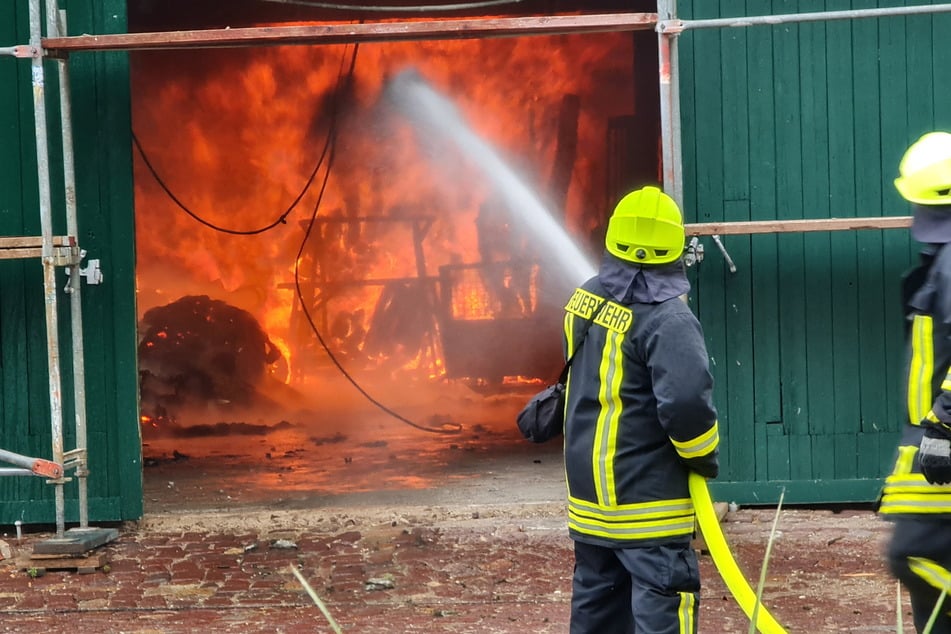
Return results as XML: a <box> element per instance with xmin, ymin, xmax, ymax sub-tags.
<box><xmin>605</xmin><ymin>186</ymin><xmax>684</xmax><ymax>265</ymax></box>
<box><xmin>895</xmin><ymin>132</ymin><xmax>951</xmax><ymax>205</ymax></box>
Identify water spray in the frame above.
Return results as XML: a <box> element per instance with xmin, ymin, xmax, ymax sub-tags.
<box><xmin>385</xmin><ymin>69</ymin><xmax>596</xmax><ymax>286</ymax></box>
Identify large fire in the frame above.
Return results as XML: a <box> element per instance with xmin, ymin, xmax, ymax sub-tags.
<box><xmin>130</xmin><ymin>26</ymin><xmax>641</xmax><ymax>434</ymax></box>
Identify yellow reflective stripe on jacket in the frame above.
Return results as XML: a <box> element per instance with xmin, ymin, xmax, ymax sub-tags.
<box><xmin>879</xmin><ymin>473</ymin><xmax>951</xmax><ymax>514</ymax></box>
<box><xmin>568</xmin><ymin>514</ymin><xmax>697</xmax><ymax>541</ymax></box>
<box><xmin>877</xmin><ymin>443</ymin><xmax>951</xmax><ymax>514</ymax></box>
<box><xmin>908</xmin><ymin>315</ymin><xmax>934</xmax><ymax>425</ymax></box>
<box><xmin>896</xmin><ymin>445</ymin><xmax>917</xmax><ymax>476</ymax></box>
<box><xmin>564</xmin><ymin>311</ymin><xmax>576</xmax><ymax>353</ymax></box>
<box><xmin>568</xmin><ymin>495</ymin><xmax>695</xmax><ymax>540</ymax></box>
<box><xmin>671</xmin><ymin>420</ymin><xmax>720</xmax><ymax>459</ymax></box>
<box><xmin>594</xmin><ymin>330</ymin><xmax>625</xmax><ymax>507</ymax></box>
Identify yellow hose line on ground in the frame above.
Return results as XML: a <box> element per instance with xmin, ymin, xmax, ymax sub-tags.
<box><xmin>688</xmin><ymin>473</ymin><xmax>788</xmax><ymax>634</ymax></box>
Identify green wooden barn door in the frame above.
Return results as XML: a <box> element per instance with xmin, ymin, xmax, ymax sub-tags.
<box><xmin>0</xmin><ymin>0</ymin><xmax>141</xmax><ymax>522</ymax></box>
<box><xmin>678</xmin><ymin>0</ymin><xmax>951</xmax><ymax>504</ymax></box>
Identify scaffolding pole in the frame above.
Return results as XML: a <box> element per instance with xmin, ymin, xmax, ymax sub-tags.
<box><xmin>667</xmin><ymin>3</ymin><xmax>951</xmax><ymax>31</ymax></box>
<box><xmin>657</xmin><ymin>0</ymin><xmax>683</xmax><ymax>209</ymax></box>
<box><xmin>28</xmin><ymin>0</ymin><xmax>69</xmax><ymax>539</ymax></box>
<box><xmin>46</xmin><ymin>3</ymin><xmax>91</xmax><ymax>532</ymax></box>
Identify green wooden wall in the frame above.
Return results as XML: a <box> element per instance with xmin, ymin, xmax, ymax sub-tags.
<box><xmin>679</xmin><ymin>0</ymin><xmax>951</xmax><ymax>504</ymax></box>
<box><xmin>0</xmin><ymin>0</ymin><xmax>141</xmax><ymax>523</ymax></box>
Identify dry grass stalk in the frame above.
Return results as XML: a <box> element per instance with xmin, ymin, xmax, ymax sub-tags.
<box><xmin>748</xmin><ymin>488</ymin><xmax>785</xmax><ymax>634</ymax></box>
<box><xmin>289</xmin><ymin>564</ymin><xmax>344</xmax><ymax>633</ymax></box>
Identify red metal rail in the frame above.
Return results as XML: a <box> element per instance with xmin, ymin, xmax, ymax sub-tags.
<box><xmin>42</xmin><ymin>12</ymin><xmax>657</xmax><ymax>53</ymax></box>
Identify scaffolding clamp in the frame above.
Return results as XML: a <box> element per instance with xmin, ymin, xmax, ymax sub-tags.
<box><xmin>684</xmin><ymin>236</ymin><xmax>704</xmax><ymax>267</ymax></box>
<box><xmin>656</xmin><ymin>19</ymin><xmax>685</xmax><ymax>35</ymax></box>
<box><xmin>48</xmin><ymin>244</ymin><xmax>83</xmax><ymax>267</ymax></box>
<box><xmin>63</xmin><ymin>448</ymin><xmax>87</xmax><ymax>475</ymax></box>
<box><xmin>80</xmin><ymin>258</ymin><xmax>104</xmax><ymax>284</ymax></box>
<box><xmin>64</xmin><ymin>251</ymin><xmax>103</xmax><ymax>291</ymax></box>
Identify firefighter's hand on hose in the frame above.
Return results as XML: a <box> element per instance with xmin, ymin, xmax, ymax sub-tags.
<box><xmin>919</xmin><ymin>426</ymin><xmax>951</xmax><ymax>485</ymax></box>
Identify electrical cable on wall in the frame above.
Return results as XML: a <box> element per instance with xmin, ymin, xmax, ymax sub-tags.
<box><xmin>292</xmin><ymin>42</ymin><xmax>461</xmax><ymax>435</ymax></box>
<box><xmin>260</xmin><ymin>0</ymin><xmax>524</xmax><ymax>12</ymax></box>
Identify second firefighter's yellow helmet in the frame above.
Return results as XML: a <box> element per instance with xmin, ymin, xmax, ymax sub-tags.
<box><xmin>605</xmin><ymin>186</ymin><xmax>685</xmax><ymax>265</ymax></box>
<box><xmin>894</xmin><ymin>131</ymin><xmax>951</xmax><ymax>205</ymax></box>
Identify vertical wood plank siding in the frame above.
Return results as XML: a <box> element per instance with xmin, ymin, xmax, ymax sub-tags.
<box><xmin>0</xmin><ymin>1</ymin><xmax>141</xmax><ymax>522</ymax></box>
<box><xmin>678</xmin><ymin>0</ymin><xmax>944</xmax><ymax>503</ymax></box>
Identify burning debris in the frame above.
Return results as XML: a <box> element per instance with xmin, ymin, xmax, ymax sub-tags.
<box><xmin>138</xmin><ymin>295</ymin><xmax>287</xmax><ymax>426</ymax></box>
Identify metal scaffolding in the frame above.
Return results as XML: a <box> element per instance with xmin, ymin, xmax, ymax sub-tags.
<box><xmin>1</xmin><ymin>0</ymin><xmax>948</xmax><ymax>535</ymax></box>
<box><xmin>0</xmin><ymin>0</ymin><xmax>114</xmax><ymax>552</ymax></box>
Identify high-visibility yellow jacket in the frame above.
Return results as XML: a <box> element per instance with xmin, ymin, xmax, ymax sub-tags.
<box><xmin>880</xmin><ymin>245</ymin><xmax>951</xmax><ymax>516</ymax></box>
<box><xmin>563</xmin><ymin>279</ymin><xmax>720</xmax><ymax>547</ymax></box>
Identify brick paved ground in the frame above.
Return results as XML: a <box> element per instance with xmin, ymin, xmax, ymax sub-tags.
<box><xmin>0</xmin><ymin>504</ymin><xmax>575</xmax><ymax>634</ymax></box>
<box><xmin>0</xmin><ymin>501</ymin><xmax>906</xmax><ymax>633</ymax></box>
<box><xmin>0</xmin><ymin>443</ymin><xmax>909</xmax><ymax>633</ymax></box>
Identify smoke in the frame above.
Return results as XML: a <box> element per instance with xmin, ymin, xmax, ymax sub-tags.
<box><xmin>385</xmin><ymin>69</ymin><xmax>597</xmax><ymax>288</ymax></box>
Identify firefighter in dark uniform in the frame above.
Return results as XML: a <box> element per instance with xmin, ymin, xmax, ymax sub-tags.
<box><xmin>562</xmin><ymin>186</ymin><xmax>720</xmax><ymax>634</ymax></box>
<box><xmin>881</xmin><ymin>131</ymin><xmax>951</xmax><ymax>633</ymax></box>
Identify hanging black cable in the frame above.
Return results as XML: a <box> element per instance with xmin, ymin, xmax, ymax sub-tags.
<box><xmin>293</xmin><ymin>43</ymin><xmax>461</xmax><ymax>435</ymax></box>
<box><xmin>132</xmin><ymin>129</ymin><xmax>326</xmax><ymax>236</ymax></box>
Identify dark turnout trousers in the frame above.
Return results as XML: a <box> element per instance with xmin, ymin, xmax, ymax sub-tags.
<box><xmin>570</xmin><ymin>539</ymin><xmax>700</xmax><ymax>634</ymax></box>
<box><xmin>887</xmin><ymin>517</ymin><xmax>951</xmax><ymax>634</ymax></box>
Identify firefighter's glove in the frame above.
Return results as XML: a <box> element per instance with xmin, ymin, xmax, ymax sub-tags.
<box><xmin>919</xmin><ymin>427</ymin><xmax>951</xmax><ymax>485</ymax></box>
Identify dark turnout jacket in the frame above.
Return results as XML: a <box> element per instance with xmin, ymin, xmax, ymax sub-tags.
<box><xmin>563</xmin><ymin>275</ymin><xmax>719</xmax><ymax>548</ymax></box>
<box><xmin>880</xmin><ymin>243</ymin><xmax>951</xmax><ymax>517</ymax></box>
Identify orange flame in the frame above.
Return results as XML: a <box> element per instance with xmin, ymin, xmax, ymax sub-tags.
<box><xmin>131</xmin><ymin>31</ymin><xmax>636</xmax><ymax>393</ymax></box>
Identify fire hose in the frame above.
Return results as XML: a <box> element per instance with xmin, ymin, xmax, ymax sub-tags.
<box><xmin>688</xmin><ymin>472</ymin><xmax>788</xmax><ymax>634</ymax></box>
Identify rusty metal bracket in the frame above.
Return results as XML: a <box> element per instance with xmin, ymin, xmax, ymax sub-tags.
<box><xmin>31</xmin><ymin>459</ymin><xmax>64</xmax><ymax>479</ymax></box>
<box><xmin>0</xmin><ymin>448</ymin><xmax>63</xmax><ymax>479</ymax></box>
<box><xmin>711</xmin><ymin>234</ymin><xmax>738</xmax><ymax>274</ymax></box>
<box><xmin>0</xmin><ymin>45</ymin><xmax>39</xmax><ymax>58</ymax></box>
